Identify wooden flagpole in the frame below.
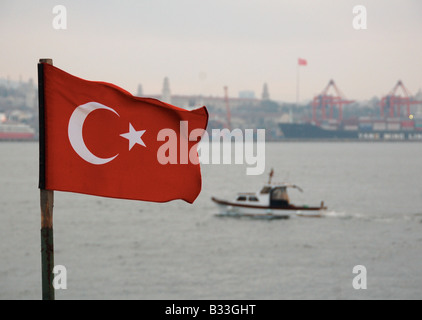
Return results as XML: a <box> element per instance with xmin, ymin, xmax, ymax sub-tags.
<box><xmin>38</xmin><ymin>58</ymin><xmax>55</xmax><ymax>300</ymax></box>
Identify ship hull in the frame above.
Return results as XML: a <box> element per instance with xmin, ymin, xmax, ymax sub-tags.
<box><xmin>0</xmin><ymin>132</ymin><xmax>35</xmax><ymax>141</ymax></box>
<box><xmin>279</xmin><ymin>123</ymin><xmax>422</xmax><ymax>141</ymax></box>
<box><xmin>0</xmin><ymin>122</ymin><xmax>36</xmax><ymax>141</ymax></box>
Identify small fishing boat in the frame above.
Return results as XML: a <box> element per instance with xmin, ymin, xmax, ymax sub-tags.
<box><xmin>211</xmin><ymin>169</ymin><xmax>327</xmax><ymax>219</ymax></box>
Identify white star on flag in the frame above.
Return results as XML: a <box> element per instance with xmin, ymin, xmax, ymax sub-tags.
<box><xmin>120</xmin><ymin>123</ymin><xmax>146</xmax><ymax>150</ymax></box>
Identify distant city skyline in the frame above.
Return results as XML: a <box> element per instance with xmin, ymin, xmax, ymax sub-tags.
<box><xmin>2</xmin><ymin>74</ymin><xmax>421</xmax><ymax>106</ymax></box>
<box><xmin>1</xmin><ymin>0</ymin><xmax>421</xmax><ymax>102</ymax></box>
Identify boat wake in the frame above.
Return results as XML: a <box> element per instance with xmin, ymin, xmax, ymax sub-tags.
<box><xmin>323</xmin><ymin>210</ymin><xmax>356</xmax><ymax>219</ymax></box>
<box><xmin>323</xmin><ymin>210</ymin><xmax>422</xmax><ymax>223</ymax></box>
<box><xmin>214</xmin><ymin>210</ymin><xmax>422</xmax><ymax>223</ymax></box>
<box><xmin>214</xmin><ymin>212</ymin><xmax>290</xmax><ymax>220</ymax></box>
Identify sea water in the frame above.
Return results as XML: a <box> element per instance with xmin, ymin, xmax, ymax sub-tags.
<box><xmin>0</xmin><ymin>141</ymin><xmax>421</xmax><ymax>299</ymax></box>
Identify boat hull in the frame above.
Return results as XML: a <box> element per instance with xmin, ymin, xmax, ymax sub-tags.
<box><xmin>211</xmin><ymin>197</ymin><xmax>325</xmax><ymax>218</ymax></box>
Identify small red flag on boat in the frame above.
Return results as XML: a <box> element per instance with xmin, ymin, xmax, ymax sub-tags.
<box><xmin>38</xmin><ymin>63</ymin><xmax>208</xmax><ymax>203</ymax></box>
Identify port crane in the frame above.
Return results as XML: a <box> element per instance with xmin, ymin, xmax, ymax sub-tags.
<box><xmin>311</xmin><ymin>79</ymin><xmax>354</xmax><ymax>124</ymax></box>
<box><xmin>380</xmin><ymin>80</ymin><xmax>422</xmax><ymax>119</ymax></box>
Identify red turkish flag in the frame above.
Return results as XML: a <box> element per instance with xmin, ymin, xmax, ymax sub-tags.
<box><xmin>39</xmin><ymin>63</ymin><xmax>208</xmax><ymax>203</ymax></box>
<box><xmin>298</xmin><ymin>58</ymin><xmax>307</xmax><ymax>66</ymax></box>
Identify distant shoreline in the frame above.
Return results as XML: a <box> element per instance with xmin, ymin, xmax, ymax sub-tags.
<box><xmin>2</xmin><ymin>139</ymin><xmax>422</xmax><ymax>143</ymax></box>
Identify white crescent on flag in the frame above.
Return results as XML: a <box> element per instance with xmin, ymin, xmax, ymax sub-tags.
<box><xmin>68</xmin><ymin>102</ymin><xmax>120</xmax><ymax>165</ymax></box>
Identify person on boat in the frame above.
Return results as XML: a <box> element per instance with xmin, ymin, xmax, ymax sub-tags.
<box><xmin>270</xmin><ymin>186</ymin><xmax>290</xmax><ymax>207</ymax></box>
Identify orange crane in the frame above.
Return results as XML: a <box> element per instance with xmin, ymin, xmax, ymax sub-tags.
<box><xmin>380</xmin><ymin>80</ymin><xmax>422</xmax><ymax>118</ymax></box>
<box><xmin>311</xmin><ymin>80</ymin><xmax>354</xmax><ymax>123</ymax></box>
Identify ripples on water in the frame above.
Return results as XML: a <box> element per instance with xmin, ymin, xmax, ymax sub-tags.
<box><xmin>0</xmin><ymin>142</ymin><xmax>421</xmax><ymax>299</ymax></box>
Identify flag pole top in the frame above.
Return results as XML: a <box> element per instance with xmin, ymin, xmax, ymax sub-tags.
<box><xmin>39</xmin><ymin>58</ymin><xmax>53</xmax><ymax>64</ymax></box>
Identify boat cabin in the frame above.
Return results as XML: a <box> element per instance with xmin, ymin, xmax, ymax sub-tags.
<box><xmin>235</xmin><ymin>184</ymin><xmax>293</xmax><ymax>208</ymax></box>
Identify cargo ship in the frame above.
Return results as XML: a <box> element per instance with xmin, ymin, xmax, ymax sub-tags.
<box><xmin>0</xmin><ymin>122</ymin><xmax>36</xmax><ymax>141</ymax></box>
<box><xmin>279</xmin><ymin>118</ymin><xmax>422</xmax><ymax>141</ymax></box>
<box><xmin>279</xmin><ymin>80</ymin><xmax>422</xmax><ymax>141</ymax></box>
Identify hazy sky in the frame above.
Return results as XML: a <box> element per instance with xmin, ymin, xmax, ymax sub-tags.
<box><xmin>1</xmin><ymin>0</ymin><xmax>421</xmax><ymax>102</ymax></box>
